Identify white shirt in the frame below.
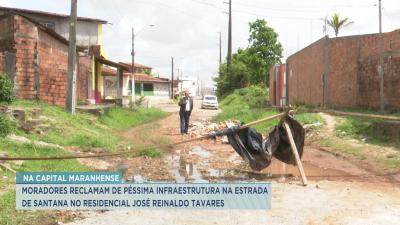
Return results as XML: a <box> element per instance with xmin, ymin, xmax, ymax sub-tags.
<box><xmin>185</xmin><ymin>98</ymin><xmax>191</xmax><ymax>111</ymax></box>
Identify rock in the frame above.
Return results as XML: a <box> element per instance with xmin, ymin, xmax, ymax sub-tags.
<box><xmin>12</xmin><ymin>109</ymin><xmax>26</xmax><ymax>123</ymax></box>
<box><xmin>6</xmin><ymin>134</ymin><xmax>63</xmax><ymax>149</ymax></box>
<box><xmin>0</xmin><ymin>151</ymin><xmax>9</xmax><ymax>163</ymax></box>
<box><xmin>31</xmin><ymin>108</ymin><xmax>43</xmax><ymax>118</ymax></box>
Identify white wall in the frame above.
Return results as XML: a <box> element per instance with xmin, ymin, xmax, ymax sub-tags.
<box><xmin>153</xmin><ymin>83</ymin><xmax>170</xmax><ymax>97</ymax></box>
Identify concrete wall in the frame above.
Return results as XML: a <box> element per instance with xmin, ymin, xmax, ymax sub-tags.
<box><xmin>153</xmin><ymin>82</ymin><xmax>170</xmax><ymax>97</ymax></box>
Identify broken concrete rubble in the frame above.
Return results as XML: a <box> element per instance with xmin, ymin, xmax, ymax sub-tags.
<box><xmin>188</xmin><ymin>119</ymin><xmax>241</xmax><ymax>143</ymax></box>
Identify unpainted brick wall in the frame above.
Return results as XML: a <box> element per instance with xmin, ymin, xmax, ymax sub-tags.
<box><xmin>37</xmin><ymin>28</ymin><xmax>69</xmax><ymax>106</ymax></box>
<box><xmin>286</xmin><ymin>29</ymin><xmax>400</xmax><ymax>109</ymax></box>
<box><xmin>77</xmin><ymin>56</ymin><xmax>91</xmax><ymax>102</ymax></box>
<box><xmin>0</xmin><ymin>15</ymin><xmax>91</xmax><ymax>107</ymax></box>
<box><xmin>14</xmin><ymin>15</ymin><xmax>38</xmax><ymax>100</ymax></box>
<box><xmin>326</xmin><ymin>37</ymin><xmax>360</xmax><ymax>108</ymax></box>
<box><xmin>287</xmin><ymin>37</ymin><xmax>324</xmax><ymax>107</ymax></box>
<box><xmin>0</xmin><ymin>52</ymin><xmax>4</xmax><ymax>72</ymax></box>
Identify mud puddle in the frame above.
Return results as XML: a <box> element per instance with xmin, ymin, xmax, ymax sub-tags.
<box><xmin>115</xmin><ymin>145</ymin><xmax>358</xmax><ymax>183</ymax></box>
<box><xmin>164</xmin><ymin>146</ymin><xmax>357</xmax><ymax>183</ymax></box>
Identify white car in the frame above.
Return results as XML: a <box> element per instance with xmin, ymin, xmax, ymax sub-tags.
<box><xmin>201</xmin><ymin>95</ymin><xmax>219</xmax><ymax>109</ymax></box>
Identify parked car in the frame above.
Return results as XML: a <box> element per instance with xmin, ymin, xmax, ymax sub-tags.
<box><xmin>201</xmin><ymin>95</ymin><xmax>219</xmax><ymax>109</ymax></box>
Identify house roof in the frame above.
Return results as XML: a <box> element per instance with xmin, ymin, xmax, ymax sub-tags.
<box><xmin>119</xmin><ymin>62</ymin><xmax>152</xmax><ymax>69</ymax></box>
<box><xmin>102</xmin><ymin>66</ymin><xmax>117</xmax><ymax>76</ymax></box>
<box><xmin>0</xmin><ymin>14</ymin><xmax>88</xmax><ymax>51</ymax></box>
<box><xmin>0</xmin><ymin>6</ymin><xmax>107</xmax><ymax>24</ymax></box>
<box><xmin>104</xmin><ymin>71</ymin><xmax>169</xmax><ymax>83</ymax></box>
<box><xmin>133</xmin><ymin>73</ymin><xmax>170</xmax><ymax>83</ymax></box>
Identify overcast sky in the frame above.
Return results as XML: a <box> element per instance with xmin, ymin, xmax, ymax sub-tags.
<box><xmin>1</xmin><ymin>0</ymin><xmax>400</xmax><ymax>87</ymax></box>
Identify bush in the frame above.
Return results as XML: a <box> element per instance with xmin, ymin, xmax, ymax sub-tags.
<box><xmin>0</xmin><ymin>114</ymin><xmax>14</xmax><ymax>137</ymax></box>
<box><xmin>0</xmin><ymin>75</ymin><xmax>15</xmax><ymax>104</ymax></box>
<box><xmin>220</xmin><ymin>86</ymin><xmax>268</xmax><ymax>109</ymax></box>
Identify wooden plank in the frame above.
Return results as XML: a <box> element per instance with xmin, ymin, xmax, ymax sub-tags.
<box><xmin>241</xmin><ymin>113</ymin><xmax>285</xmax><ymax>129</ymax></box>
<box><xmin>283</xmin><ymin>121</ymin><xmax>308</xmax><ymax>186</ymax></box>
<box><xmin>322</xmin><ymin>110</ymin><xmax>400</xmax><ymax>121</ymax></box>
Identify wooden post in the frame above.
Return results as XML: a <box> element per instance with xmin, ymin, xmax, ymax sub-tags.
<box><xmin>66</xmin><ymin>0</ymin><xmax>77</xmax><ymax>114</ymax></box>
<box><xmin>116</xmin><ymin>67</ymin><xmax>123</xmax><ymax>106</ymax></box>
<box><xmin>283</xmin><ymin>121</ymin><xmax>308</xmax><ymax>186</ymax></box>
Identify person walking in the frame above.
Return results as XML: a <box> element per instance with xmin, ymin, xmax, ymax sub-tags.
<box><xmin>178</xmin><ymin>91</ymin><xmax>193</xmax><ymax>134</ymax></box>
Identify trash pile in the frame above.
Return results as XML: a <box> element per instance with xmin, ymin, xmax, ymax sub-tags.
<box><xmin>188</xmin><ymin>119</ymin><xmax>241</xmax><ymax>143</ymax></box>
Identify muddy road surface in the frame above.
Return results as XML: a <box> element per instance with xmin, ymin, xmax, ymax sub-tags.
<box><xmin>66</xmin><ymin>99</ymin><xmax>400</xmax><ymax>225</ymax></box>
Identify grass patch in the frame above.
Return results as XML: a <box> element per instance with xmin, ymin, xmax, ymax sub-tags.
<box><xmin>139</xmin><ymin>148</ymin><xmax>163</xmax><ymax>158</ymax></box>
<box><xmin>100</xmin><ymin>107</ymin><xmax>167</xmax><ymax>130</ymax></box>
<box><xmin>335</xmin><ymin>116</ymin><xmax>400</xmax><ymax>147</ymax></box>
<box><xmin>319</xmin><ymin>138</ymin><xmax>364</xmax><ymax>157</ymax></box>
<box><xmin>0</xmin><ymin>138</ymin><xmax>89</xmax><ymax>225</ymax></box>
<box><xmin>10</xmin><ymin>100</ymin><xmax>168</xmax><ymax>150</ymax></box>
<box><xmin>215</xmin><ymin>87</ymin><xmax>323</xmax><ymax>133</ymax></box>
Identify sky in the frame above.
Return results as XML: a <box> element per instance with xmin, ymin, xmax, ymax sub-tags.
<box><xmin>1</xmin><ymin>0</ymin><xmax>400</xmax><ymax>87</ymax></box>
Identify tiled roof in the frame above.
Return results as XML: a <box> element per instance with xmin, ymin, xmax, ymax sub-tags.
<box><xmin>103</xmin><ymin>68</ymin><xmax>168</xmax><ymax>83</ymax></box>
<box><xmin>102</xmin><ymin>66</ymin><xmax>117</xmax><ymax>76</ymax></box>
<box><xmin>0</xmin><ymin>6</ymin><xmax>107</xmax><ymax>23</ymax></box>
<box><xmin>119</xmin><ymin>62</ymin><xmax>152</xmax><ymax>69</ymax></box>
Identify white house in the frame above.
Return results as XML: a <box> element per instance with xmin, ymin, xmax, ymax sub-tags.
<box><xmin>175</xmin><ymin>76</ymin><xmax>200</xmax><ymax>97</ymax></box>
<box><xmin>102</xmin><ymin>63</ymin><xmax>171</xmax><ymax>106</ymax></box>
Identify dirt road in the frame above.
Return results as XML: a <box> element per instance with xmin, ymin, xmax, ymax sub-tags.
<box><xmin>66</xmin><ymin>99</ymin><xmax>400</xmax><ymax>225</ymax></box>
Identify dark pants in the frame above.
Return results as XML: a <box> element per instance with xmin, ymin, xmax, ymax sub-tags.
<box><xmin>179</xmin><ymin>111</ymin><xmax>190</xmax><ymax>134</ymax></box>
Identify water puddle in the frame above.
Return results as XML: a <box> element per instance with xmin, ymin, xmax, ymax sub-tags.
<box><xmin>262</xmin><ymin>159</ymin><xmax>352</xmax><ymax>180</ymax></box>
<box><xmin>189</xmin><ymin>146</ymin><xmax>211</xmax><ymax>158</ymax></box>
<box><xmin>119</xmin><ymin>144</ymin><xmax>354</xmax><ymax>183</ymax></box>
<box><xmin>165</xmin><ymin>154</ymin><xmax>208</xmax><ymax>183</ymax></box>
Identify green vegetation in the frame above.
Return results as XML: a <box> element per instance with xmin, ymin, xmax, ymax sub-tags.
<box><xmin>215</xmin><ymin>19</ymin><xmax>282</xmax><ymax>97</ymax></box>
<box><xmin>100</xmin><ymin>107</ymin><xmax>167</xmax><ymax>130</ymax></box>
<box><xmin>0</xmin><ymin>114</ymin><xmax>16</xmax><ymax>137</ymax></box>
<box><xmin>139</xmin><ymin>148</ymin><xmax>163</xmax><ymax>158</ymax></box>
<box><xmin>0</xmin><ymin>101</ymin><xmax>169</xmax><ymax>225</ymax></box>
<box><xmin>11</xmin><ymin>100</ymin><xmax>167</xmax><ymax>150</ymax></box>
<box><xmin>327</xmin><ymin>13</ymin><xmax>353</xmax><ymax>37</ymax></box>
<box><xmin>0</xmin><ymin>74</ymin><xmax>15</xmax><ymax>104</ymax></box>
<box><xmin>215</xmin><ymin>86</ymin><xmax>322</xmax><ymax>133</ymax></box>
<box><xmin>0</xmin><ymin>139</ymin><xmax>89</xmax><ymax>225</ymax></box>
<box><xmin>336</xmin><ymin>116</ymin><xmax>400</xmax><ymax>146</ymax></box>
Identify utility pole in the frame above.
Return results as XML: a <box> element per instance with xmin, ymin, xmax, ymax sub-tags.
<box><xmin>219</xmin><ymin>32</ymin><xmax>222</xmax><ymax>66</ymax></box>
<box><xmin>66</xmin><ymin>0</ymin><xmax>77</xmax><ymax>114</ymax></box>
<box><xmin>131</xmin><ymin>27</ymin><xmax>136</xmax><ymax>108</ymax></box>
<box><xmin>171</xmin><ymin>57</ymin><xmax>174</xmax><ymax>99</ymax></box>
<box><xmin>378</xmin><ymin>0</ymin><xmax>384</xmax><ymax>111</ymax></box>
<box><xmin>227</xmin><ymin>0</ymin><xmax>232</xmax><ymax>70</ymax></box>
<box><xmin>180</xmin><ymin>69</ymin><xmax>183</xmax><ymax>92</ymax></box>
<box><xmin>177</xmin><ymin>68</ymin><xmax>180</xmax><ymax>93</ymax></box>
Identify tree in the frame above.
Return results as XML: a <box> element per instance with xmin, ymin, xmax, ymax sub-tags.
<box><xmin>214</xmin><ymin>49</ymin><xmax>252</xmax><ymax>98</ymax></box>
<box><xmin>248</xmin><ymin>19</ymin><xmax>282</xmax><ymax>85</ymax></box>
<box><xmin>327</xmin><ymin>13</ymin><xmax>353</xmax><ymax>37</ymax></box>
<box><xmin>215</xmin><ymin>19</ymin><xmax>282</xmax><ymax>97</ymax></box>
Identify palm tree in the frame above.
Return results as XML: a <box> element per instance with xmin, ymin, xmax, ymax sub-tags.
<box><xmin>327</xmin><ymin>13</ymin><xmax>353</xmax><ymax>37</ymax></box>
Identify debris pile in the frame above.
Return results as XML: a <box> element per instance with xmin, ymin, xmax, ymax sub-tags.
<box><xmin>188</xmin><ymin>119</ymin><xmax>241</xmax><ymax>143</ymax></box>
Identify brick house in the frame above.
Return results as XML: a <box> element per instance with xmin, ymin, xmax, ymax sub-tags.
<box><xmin>271</xmin><ymin>29</ymin><xmax>400</xmax><ymax>110</ymax></box>
<box><xmin>0</xmin><ymin>6</ymin><xmax>106</xmax><ymax>47</ymax></box>
<box><xmin>0</xmin><ymin>6</ymin><xmax>114</xmax><ymax>105</ymax></box>
<box><xmin>0</xmin><ymin>14</ymin><xmax>92</xmax><ymax>106</ymax></box>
